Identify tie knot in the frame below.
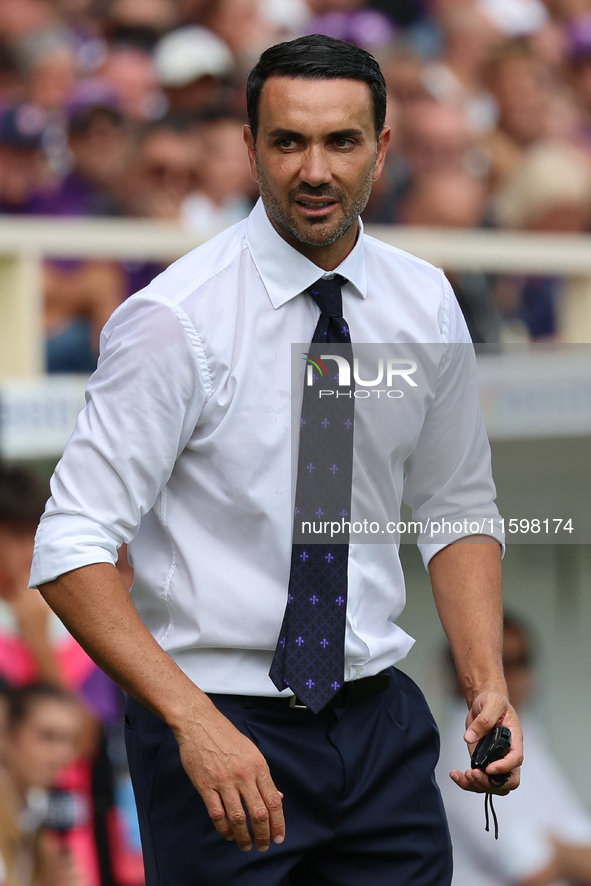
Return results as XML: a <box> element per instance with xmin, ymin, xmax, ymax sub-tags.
<box><xmin>307</xmin><ymin>275</ymin><xmax>347</xmax><ymax>318</ymax></box>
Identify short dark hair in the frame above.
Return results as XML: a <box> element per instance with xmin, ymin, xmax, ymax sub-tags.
<box><xmin>0</xmin><ymin>463</ymin><xmax>48</xmax><ymax>528</ymax></box>
<box><xmin>246</xmin><ymin>35</ymin><xmax>387</xmax><ymax>142</ymax></box>
<box><xmin>8</xmin><ymin>683</ymin><xmax>78</xmax><ymax>730</ymax></box>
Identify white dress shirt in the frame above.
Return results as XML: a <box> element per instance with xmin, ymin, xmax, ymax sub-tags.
<box><xmin>30</xmin><ymin>199</ymin><xmax>503</xmax><ymax>696</ymax></box>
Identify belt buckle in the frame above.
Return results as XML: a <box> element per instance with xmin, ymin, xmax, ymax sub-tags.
<box><xmin>288</xmin><ymin>695</ymin><xmax>308</xmax><ymax>709</ymax></box>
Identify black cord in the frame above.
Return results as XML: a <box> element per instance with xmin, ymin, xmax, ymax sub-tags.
<box><xmin>484</xmin><ymin>793</ymin><xmax>499</xmax><ymax>840</ymax></box>
<box><xmin>483</xmin><ymin>773</ymin><xmax>508</xmax><ymax>840</ymax></box>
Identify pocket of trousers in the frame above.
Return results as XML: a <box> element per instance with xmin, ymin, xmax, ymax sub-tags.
<box><xmin>125</xmin><ymin>697</ymin><xmax>171</xmax><ymax>815</ymax></box>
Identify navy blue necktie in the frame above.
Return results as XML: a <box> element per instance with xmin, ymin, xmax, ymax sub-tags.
<box><xmin>269</xmin><ymin>275</ymin><xmax>354</xmax><ymax>713</ymax></box>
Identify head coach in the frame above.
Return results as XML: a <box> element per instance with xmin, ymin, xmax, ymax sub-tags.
<box><xmin>30</xmin><ymin>35</ymin><xmax>523</xmax><ymax>886</ymax></box>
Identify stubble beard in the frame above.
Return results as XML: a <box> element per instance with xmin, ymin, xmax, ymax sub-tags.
<box><xmin>255</xmin><ymin>154</ymin><xmax>376</xmax><ymax>248</ymax></box>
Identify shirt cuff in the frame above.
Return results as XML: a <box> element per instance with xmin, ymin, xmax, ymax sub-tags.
<box><xmin>30</xmin><ymin>513</ymin><xmax>120</xmax><ymax>587</ymax></box>
<box><xmin>418</xmin><ymin>514</ymin><xmax>506</xmax><ymax>570</ymax></box>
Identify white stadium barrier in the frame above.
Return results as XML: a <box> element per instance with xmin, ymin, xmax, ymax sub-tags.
<box><xmin>1</xmin><ymin>217</ymin><xmax>591</xmax><ymax>457</ymax></box>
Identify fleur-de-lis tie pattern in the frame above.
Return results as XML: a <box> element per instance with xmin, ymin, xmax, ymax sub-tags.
<box><xmin>269</xmin><ymin>275</ymin><xmax>354</xmax><ymax>713</ymax></box>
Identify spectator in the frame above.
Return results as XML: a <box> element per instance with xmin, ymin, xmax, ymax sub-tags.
<box><xmin>382</xmin><ymin>46</ymin><xmax>431</xmax><ymax>109</ymax></box>
<box><xmin>0</xmin><ymin>463</ymin><xmax>75</xmax><ymax>689</ymax></box>
<box><xmin>402</xmin><ymin>100</ymin><xmax>482</xmax><ymax>177</ymax></box>
<box><xmin>32</xmin><ymin>87</ymin><xmax>130</xmax><ymax>373</ymax></box>
<box><xmin>366</xmin><ymin>99</ymin><xmax>485</xmax><ymax>223</ymax></box>
<box><xmin>0</xmin><ymin>683</ymin><xmax>82</xmax><ymax>886</ymax></box>
<box><xmin>438</xmin><ymin>615</ymin><xmax>591</xmax><ymax>886</ymax></box>
<box><xmin>477</xmin><ymin>0</ymin><xmax>548</xmax><ymax>38</ymax></box>
<box><xmin>0</xmin><ymin>104</ymin><xmax>49</xmax><ymax>213</ymax></box>
<box><xmin>257</xmin><ymin>0</ymin><xmax>311</xmax><ymax>41</ymax></box>
<box><xmin>153</xmin><ymin>25</ymin><xmax>234</xmax><ymax>116</ymax></box>
<box><xmin>98</xmin><ymin>47</ymin><xmax>164</xmax><ymax>121</ymax></box>
<box><xmin>30</xmin><ymin>79</ymin><xmax>132</xmax><ymax>221</ymax></box>
<box><xmin>482</xmin><ymin>40</ymin><xmax>552</xmax><ymax>190</ymax></box>
<box><xmin>41</xmin><ymin>85</ymin><xmax>131</xmax><ymax>216</ymax></box>
<box><xmin>12</xmin><ymin>29</ymin><xmax>78</xmax><ymax>175</ymax></box>
<box><xmin>493</xmin><ymin>140</ymin><xmax>591</xmax><ymax>339</ymax></box>
<box><xmin>422</xmin><ymin>5</ymin><xmax>500</xmax><ymax>133</ymax></box>
<box><xmin>398</xmin><ymin>169</ymin><xmax>487</xmax><ymax>228</ymax></box>
<box><xmin>398</xmin><ymin>170</ymin><xmax>502</xmax><ymax>342</ymax></box>
<box><xmin>21</xmin><ymin>39</ymin><xmax>77</xmax><ymax>115</ymax></box>
<box><xmin>181</xmin><ymin>114</ymin><xmax>254</xmax><ymax>232</ymax></box>
<box><xmin>101</xmin><ymin>0</ymin><xmax>179</xmax><ymax>52</ymax></box>
<box><xmin>201</xmin><ymin>0</ymin><xmax>277</xmax><ymax>61</ymax></box>
<box><xmin>494</xmin><ymin>139</ymin><xmax>591</xmax><ymax>232</ymax></box>
<box><xmin>44</xmin><ymin>256</ymin><xmax>125</xmax><ymax>373</ymax></box>
<box><xmin>0</xmin><ymin>40</ymin><xmax>24</xmax><ymax>104</ymax></box>
<box><xmin>0</xmin><ymin>463</ymin><xmax>141</xmax><ymax>885</ymax></box>
<box><xmin>365</xmin><ymin>98</ymin><xmax>487</xmax><ymax>222</ymax></box>
<box><xmin>0</xmin><ymin>0</ymin><xmax>55</xmax><ymax>46</ymax></box>
<box><xmin>125</xmin><ymin>117</ymin><xmax>200</xmax><ymax>220</ymax></box>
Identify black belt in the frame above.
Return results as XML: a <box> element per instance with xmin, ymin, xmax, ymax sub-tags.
<box><xmin>288</xmin><ymin>671</ymin><xmax>391</xmax><ymax>710</ymax></box>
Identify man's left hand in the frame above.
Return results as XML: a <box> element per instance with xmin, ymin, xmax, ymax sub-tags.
<box><xmin>449</xmin><ymin>689</ymin><xmax>523</xmax><ymax>794</ymax></box>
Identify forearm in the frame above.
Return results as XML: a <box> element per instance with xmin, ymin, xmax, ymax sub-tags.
<box><xmin>39</xmin><ymin>563</ymin><xmax>216</xmax><ymax>731</ymax></box>
<box><xmin>429</xmin><ymin>537</ymin><xmax>505</xmax><ymax>706</ymax></box>
<box><xmin>429</xmin><ymin>538</ymin><xmax>523</xmax><ymax>792</ymax></box>
<box><xmin>519</xmin><ymin>842</ymin><xmax>591</xmax><ymax>886</ymax></box>
<box><xmin>40</xmin><ymin>562</ymin><xmax>285</xmax><ymax>852</ymax></box>
<box><xmin>555</xmin><ymin>841</ymin><xmax>591</xmax><ymax>883</ymax></box>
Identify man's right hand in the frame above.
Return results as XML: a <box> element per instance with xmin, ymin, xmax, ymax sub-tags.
<box><xmin>172</xmin><ymin>702</ymin><xmax>285</xmax><ymax>852</ymax></box>
<box><xmin>39</xmin><ymin>565</ymin><xmax>285</xmax><ymax>853</ymax></box>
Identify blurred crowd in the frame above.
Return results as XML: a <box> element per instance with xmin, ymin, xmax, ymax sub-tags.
<box><xmin>2</xmin><ymin>0</ymin><xmax>591</xmax><ymax>359</ymax></box>
<box><xmin>0</xmin><ymin>462</ymin><xmax>141</xmax><ymax>886</ymax></box>
<box><xmin>439</xmin><ymin>616</ymin><xmax>591</xmax><ymax>886</ymax></box>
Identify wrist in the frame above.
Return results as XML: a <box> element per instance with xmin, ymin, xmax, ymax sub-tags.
<box><xmin>163</xmin><ymin>687</ymin><xmax>217</xmax><ymax>738</ymax></box>
<box><xmin>464</xmin><ymin>682</ymin><xmax>508</xmax><ymax>709</ymax></box>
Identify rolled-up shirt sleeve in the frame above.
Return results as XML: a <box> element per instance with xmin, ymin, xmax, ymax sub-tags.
<box><xmin>403</xmin><ymin>277</ymin><xmax>505</xmax><ymax>568</ymax></box>
<box><xmin>30</xmin><ymin>295</ymin><xmax>207</xmax><ymax>587</ymax></box>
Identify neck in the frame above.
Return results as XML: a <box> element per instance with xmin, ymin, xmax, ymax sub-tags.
<box><xmin>269</xmin><ymin>218</ymin><xmax>359</xmax><ymax>272</ymax></box>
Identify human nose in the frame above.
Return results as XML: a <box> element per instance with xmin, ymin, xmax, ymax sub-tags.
<box><xmin>299</xmin><ymin>146</ymin><xmax>332</xmax><ymax>187</ymax></box>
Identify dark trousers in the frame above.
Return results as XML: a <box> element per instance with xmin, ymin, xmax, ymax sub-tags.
<box><xmin>125</xmin><ymin>667</ymin><xmax>452</xmax><ymax>885</ymax></box>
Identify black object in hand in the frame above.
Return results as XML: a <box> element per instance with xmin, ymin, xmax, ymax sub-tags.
<box><xmin>470</xmin><ymin>724</ymin><xmax>512</xmax><ymax>840</ymax></box>
<box><xmin>471</xmin><ymin>724</ymin><xmax>512</xmax><ymax>788</ymax></box>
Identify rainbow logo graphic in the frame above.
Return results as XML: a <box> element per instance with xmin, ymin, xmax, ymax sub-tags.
<box><xmin>303</xmin><ymin>352</ymin><xmax>329</xmax><ymax>382</ymax></box>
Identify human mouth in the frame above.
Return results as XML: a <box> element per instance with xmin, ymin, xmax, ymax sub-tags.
<box><xmin>294</xmin><ymin>197</ymin><xmax>338</xmax><ymax>218</ymax></box>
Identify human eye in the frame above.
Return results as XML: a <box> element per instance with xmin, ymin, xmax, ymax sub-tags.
<box><xmin>333</xmin><ymin>138</ymin><xmax>355</xmax><ymax>150</ymax></box>
<box><xmin>276</xmin><ymin>138</ymin><xmax>298</xmax><ymax>151</ymax></box>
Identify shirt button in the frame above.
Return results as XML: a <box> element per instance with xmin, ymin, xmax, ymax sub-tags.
<box><xmin>355</xmin><ymin>666</ymin><xmax>363</xmax><ymax>678</ymax></box>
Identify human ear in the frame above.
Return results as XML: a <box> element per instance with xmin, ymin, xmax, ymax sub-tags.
<box><xmin>372</xmin><ymin>126</ymin><xmax>391</xmax><ymax>181</ymax></box>
<box><xmin>243</xmin><ymin>125</ymin><xmax>259</xmax><ymax>183</ymax></box>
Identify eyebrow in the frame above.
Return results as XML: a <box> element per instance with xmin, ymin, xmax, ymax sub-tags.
<box><xmin>266</xmin><ymin>128</ymin><xmax>365</xmax><ymax>140</ymax></box>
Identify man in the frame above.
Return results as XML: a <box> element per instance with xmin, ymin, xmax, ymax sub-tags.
<box><xmin>30</xmin><ymin>35</ymin><xmax>523</xmax><ymax>885</ymax></box>
<box><xmin>439</xmin><ymin>616</ymin><xmax>591</xmax><ymax>886</ymax></box>
<box><xmin>0</xmin><ymin>104</ymin><xmax>48</xmax><ymax>214</ymax></box>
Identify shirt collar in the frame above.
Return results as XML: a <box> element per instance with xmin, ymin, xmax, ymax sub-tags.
<box><xmin>246</xmin><ymin>198</ymin><xmax>367</xmax><ymax>309</ymax></box>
